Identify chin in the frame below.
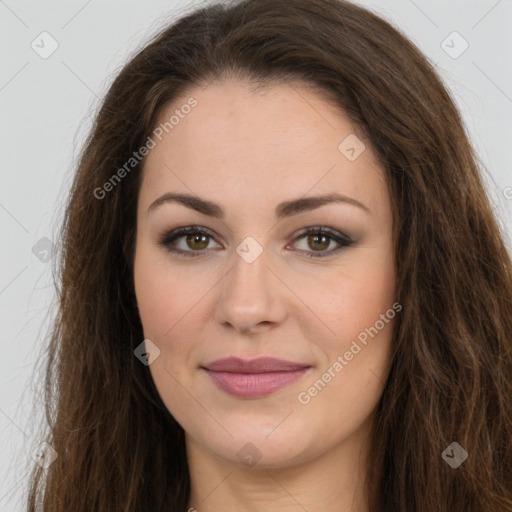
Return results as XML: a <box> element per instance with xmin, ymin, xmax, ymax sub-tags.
<box><xmin>186</xmin><ymin>414</ymin><xmax>330</xmax><ymax>470</ymax></box>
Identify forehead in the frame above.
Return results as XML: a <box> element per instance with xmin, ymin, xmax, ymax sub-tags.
<box><xmin>139</xmin><ymin>79</ymin><xmax>387</xmax><ymax>217</ymax></box>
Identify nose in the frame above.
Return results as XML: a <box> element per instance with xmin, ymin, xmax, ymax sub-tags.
<box><xmin>213</xmin><ymin>245</ymin><xmax>287</xmax><ymax>335</ymax></box>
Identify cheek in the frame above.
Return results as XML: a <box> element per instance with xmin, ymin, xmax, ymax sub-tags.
<box><xmin>297</xmin><ymin>252</ymin><xmax>397</xmax><ymax>428</ymax></box>
<box><xmin>311</xmin><ymin>250</ymin><xmax>396</xmax><ymax>353</ymax></box>
<box><xmin>134</xmin><ymin>251</ymin><xmax>201</xmax><ymax>419</ymax></box>
<box><xmin>133</xmin><ymin>248</ymin><xmax>213</xmax><ymax>387</ymax></box>
<box><xmin>134</xmin><ymin>248</ymin><xmax>199</xmax><ymax>340</ymax></box>
<box><xmin>346</xmin><ymin>263</ymin><xmax>396</xmax><ymax>330</ymax></box>
<box><xmin>294</xmin><ymin>264</ymin><xmax>396</xmax><ymax>443</ymax></box>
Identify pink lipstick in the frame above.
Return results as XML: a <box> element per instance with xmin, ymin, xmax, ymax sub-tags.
<box><xmin>202</xmin><ymin>357</ymin><xmax>311</xmax><ymax>398</ymax></box>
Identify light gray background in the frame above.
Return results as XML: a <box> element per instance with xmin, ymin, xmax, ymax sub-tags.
<box><xmin>1</xmin><ymin>0</ymin><xmax>511</xmax><ymax>509</ymax></box>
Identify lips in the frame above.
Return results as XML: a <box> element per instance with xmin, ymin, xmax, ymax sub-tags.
<box><xmin>201</xmin><ymin>357</ymin><xmax>312</xmax><ymax>398</ymax></box>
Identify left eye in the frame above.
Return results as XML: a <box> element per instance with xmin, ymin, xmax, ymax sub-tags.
<box><xmin>287</xmin><ymin>226</ymin><xmax>354</xmax><ymax>258</ymax></box>
<box><xmin>159</xmin><ymin>226</ymin><xmax>353</xmax><ymax>259</ymax></box>
<box><xmin>290</xmin><ymin>229</ymin><xmax>351</xmax><ymax>257</ymax></box>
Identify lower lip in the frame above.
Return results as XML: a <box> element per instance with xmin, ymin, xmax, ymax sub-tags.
<box><xmin>204</xmin><ymin>368</ymin><xmax>310</xmax><ymax>398</ymax></box>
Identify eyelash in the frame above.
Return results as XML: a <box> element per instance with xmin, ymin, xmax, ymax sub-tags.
<box><xmin>158</xmin><ymin>225</ymin><xmax>353</xmax><ymax>259</ymax></box>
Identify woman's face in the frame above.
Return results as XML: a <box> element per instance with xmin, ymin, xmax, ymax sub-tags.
<box><xmin>134</xmin><ymin>79</ymin><xmax>397</xmax><ymax>469</ymax></box>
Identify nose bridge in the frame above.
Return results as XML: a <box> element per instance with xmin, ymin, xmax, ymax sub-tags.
<box><xmin>226</xmin><ymin>237</ymin><xmax>272</xmax><ymax>307</ymax></box>
<box><xmin>214</xmin><ymin>237</ymin><xmax>286</xmax><ymax>332</ymax></box>
<box><xmin>231</xmin><ymin>238</ymin><xmax>269</xmax><ymax>295</ymax></box>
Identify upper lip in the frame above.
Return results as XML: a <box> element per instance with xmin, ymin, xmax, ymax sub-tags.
<box><xmin>202</xmin><ymin>357</ymin><xmax>311</xmax><ymax>374</ymax></box>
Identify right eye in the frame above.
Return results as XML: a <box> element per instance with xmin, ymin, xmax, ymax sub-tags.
<box><xmin>159</xmin><ymin>226</ymin><xmax>221</xmax><ymax>258</ymax></box>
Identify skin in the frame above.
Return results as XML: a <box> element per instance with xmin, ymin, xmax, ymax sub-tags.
<box><xmin>133</xmin><ymin>79</ymin><xmax>397</xmax><ymax>512</ymax></box>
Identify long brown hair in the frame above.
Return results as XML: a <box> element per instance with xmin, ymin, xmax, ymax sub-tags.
<box><xmin>26</xmin><ymin>0</ymin><xmax>512</xmax><ymax>510</ymax></box>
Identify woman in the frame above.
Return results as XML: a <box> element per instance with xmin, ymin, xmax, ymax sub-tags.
<box><xmin>26</xmin><ymin>0</ymin><xmax>512</xmax><ymax>510</ymax></box>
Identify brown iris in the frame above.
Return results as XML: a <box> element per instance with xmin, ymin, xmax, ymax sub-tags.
<box><xmin>307</xmin><ymin>234</ymin><xmax>330</xmax><ymax>252</ymax></box>
<box><xmin>186</xmin><ymin>233</ymin><xmax>209</xmax><ymax>250</ymax></box>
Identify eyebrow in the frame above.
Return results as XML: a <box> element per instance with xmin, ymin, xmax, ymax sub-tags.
<box><xmin>147</xmin><ymin>192</ymin><xmax>371</xmax><ymax>220</ymax></box>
